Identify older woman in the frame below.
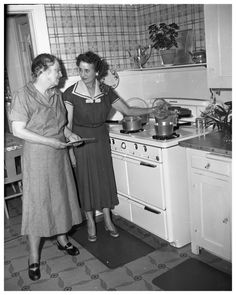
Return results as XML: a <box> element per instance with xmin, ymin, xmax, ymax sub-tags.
<box><xmin>10</xmin><ymin>53</ymin><xmax>82</xmax><ymax>281</ymax></box>
<box><xmin>63</xmin><ymin>51</ymin><xmax>169</xmax><ymax>242</ymax></box>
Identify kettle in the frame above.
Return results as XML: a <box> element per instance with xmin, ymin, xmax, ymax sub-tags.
<box><xmin>128</xmin><ymin>45</ymin><xmax>152</xmax><ymax>69</ymax></box>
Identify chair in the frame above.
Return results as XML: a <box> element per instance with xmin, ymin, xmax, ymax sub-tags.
<box><xmin>4</xmin><ymin>148</ymin><xmax>23</xmax><ymax>219</ymax></box>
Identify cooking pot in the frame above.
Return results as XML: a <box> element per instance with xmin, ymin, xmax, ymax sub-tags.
<box><xmin>122</xmin><ymin>115</ymin><xmax>142</xmax><ymax>132</ymax></box>
<box><xmin>154</xmin><ymin>114</ymin><xmax>177</xmax><ymax>137</ymax></box>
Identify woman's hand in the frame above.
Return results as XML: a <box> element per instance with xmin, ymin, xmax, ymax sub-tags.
<box><xmin>67</xmin><ymin>133</ymin><xmax>83</xmax><ymax>147</ymax></box>
<box><xmin>67</xmin><ymin>133</ymin><xmax>81</xmax><ymax>143</ymax></box>
<box><xmin>47</xmin><ymin>138</ymin><xmax>68</xmax><ymax>149</ymax></box>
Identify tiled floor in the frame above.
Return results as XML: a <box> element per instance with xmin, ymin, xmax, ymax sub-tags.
<box><xmin>4</xmin><ymin>197</ymin><xmax>232</xmax><ymax>291</ymax></box>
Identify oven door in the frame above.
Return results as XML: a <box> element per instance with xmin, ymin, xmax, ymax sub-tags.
<box><xmin>125</xmin><ymin>155</ymin><xmax>166</xmax><ymax>210</ymax></box>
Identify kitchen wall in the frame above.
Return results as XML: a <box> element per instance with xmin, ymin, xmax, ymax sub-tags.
<box><xmin>44</xmin><ymin>4</ymin><xmax>205</xmax><ymax>75</ymax></box>
<box><xmin>44</xmin><ymin>4</ymin><xmax>231</xmax><ymax>106</ymax></box>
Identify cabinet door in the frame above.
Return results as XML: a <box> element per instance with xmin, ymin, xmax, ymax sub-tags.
<box><xmin>190</xmin><ymin>172</ymin><xmax>231</xmax><ymax>261</ymax></box>
<box><xmin>204</xmin><ymin>4</ymin><xmax>232</xmax><ymax>88</ymax></box>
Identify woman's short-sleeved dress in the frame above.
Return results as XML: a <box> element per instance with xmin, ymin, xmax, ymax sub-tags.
<box><xmin>63</xmin><ymin>80</ymin><xmax>119</xmax><ymax>211</ymax></box>
<box><xmin>10</xmin><ymin>82</ymin><xmax>82</xmax><ymax>237</ymax></box>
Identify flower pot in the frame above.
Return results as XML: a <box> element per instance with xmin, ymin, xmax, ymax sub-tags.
<box><xmin>159</xmin><ymin>49</ymin><xmax>176</xmax><ymax>66</ymax></box>
<box><xmin>221</xmin><ymin>128</ymin><xmax>232</xmax><ymax>143</ymax></box>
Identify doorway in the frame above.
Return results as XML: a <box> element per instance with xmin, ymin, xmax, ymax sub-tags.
<box><xmin>5</xmin><ymin>14</ymin><xmax>33</xmax><ymax>96</ymax></box>
<box><xmin>4</xmin><ymin>4</ymin><xmax>51</xmax><ymax>132</ymax></box>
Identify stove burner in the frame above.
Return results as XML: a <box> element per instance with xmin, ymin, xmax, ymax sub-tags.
<box><xmin>120</xmin><ymin>129</ymin><xmax>143</xmax><ymax>134</ymax></box>
<box><xmin>152</xmin><ymin>132</ymin><xmax>180</xmax><ymax>140</ymax></box>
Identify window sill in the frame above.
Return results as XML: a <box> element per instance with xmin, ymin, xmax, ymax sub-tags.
<box><xmin>128</xmin><ymin>63</ymin><xmax>207</xmax><ymax>71</ymax></box>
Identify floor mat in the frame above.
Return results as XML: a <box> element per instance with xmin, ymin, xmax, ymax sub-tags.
<box><xmin>70</xmin><ymin>221</ymin><xmax>155</xmax><ymax>269</ymax></box>
<box><xmin>152</xmin><ymin>258</ymin><xmax>232</xmax><ymax>291</ymax></box>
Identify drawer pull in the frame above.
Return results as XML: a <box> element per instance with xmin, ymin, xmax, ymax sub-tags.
<box><xmin>205</xmin><ymin>163</ymin><xmax>210</xmax><ymax>169</ymax></box>
<box><xmin>144</xmin><ymin>206</ymin><xmax>161</xmax><ymax>214</ymax></box>
<box><xmin>223</xmin><ymin>218</ymin><xmax>229</xmax><ymax>224</ymax></box>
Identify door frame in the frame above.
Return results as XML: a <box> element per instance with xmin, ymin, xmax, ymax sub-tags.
<box><xmin>7</xmin><ymin>4</ymin><xmax>51</xmax><ymax>56</ymax></box>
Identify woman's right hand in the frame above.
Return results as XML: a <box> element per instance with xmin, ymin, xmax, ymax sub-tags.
<box><xmin>47</xmin><ymin>138</ymin><xmax>68</xmax><ymax>149</ymax></box>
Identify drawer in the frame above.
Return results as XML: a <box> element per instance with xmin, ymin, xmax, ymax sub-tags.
<box><xmin>191</xmin><ymin>154</ymin><xmax>231</xmax><ymax>176</ymax></box>
<box><xmin>112</xmin><ymin>194</ymin><xmax>131</xmax><ymax>221</ymax></box>
<box><xmin>130</xmin><ymin>200</ymin><xmax>168</xmax><ymax>241</ymax></box>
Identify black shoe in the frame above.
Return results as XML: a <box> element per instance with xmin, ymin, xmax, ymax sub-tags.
<box><xmin>28</xmin><ymin>261</ymin><xmax>41</xmax><ymax>281</ymax></box>
<box><xmin>56</xmin><ymin>241</ymin><xmax>80</xmax><ymax>256</ymax></box>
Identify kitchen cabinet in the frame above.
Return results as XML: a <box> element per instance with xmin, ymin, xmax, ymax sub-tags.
<box><xmin>204</xmin><ymin>4</ymin><xmax>232</xmax><ymax>89</ymax></box>
<box><xmin>186</xmin><ymin>148</ymin><xmax>232</xmax><ymax>261</ymax></box>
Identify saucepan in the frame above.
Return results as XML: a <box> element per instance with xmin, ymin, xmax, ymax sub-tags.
<box><xmin>122</xmin><ymin>115</ymin><xmax>143</xmax><ymax>132</ymax></box>
<box><xmin>154</xmin><ymin>114</ymin><xmax>178</xmax><ymax>137</ymax></box>
<box><xmin>126</xmin><ymin>97</ymin><xmax>149</xmax><ymax>125</ymax></box>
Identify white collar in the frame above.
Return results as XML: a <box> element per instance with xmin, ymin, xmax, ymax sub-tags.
<box><xmin>72</xmin><ymin>80</ymin><xmax>103</xmax><ymax>103</ymax></box>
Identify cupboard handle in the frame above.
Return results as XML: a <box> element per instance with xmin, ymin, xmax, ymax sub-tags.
<box><xmin>205</xmin><ymin>163</ymin><xmax>210</xmax><ymax>169</ymax></box>
<box><xmin>140</xmin><ymin>161</ymin><xmax>157</xmax><ymax>168</ymax></box>
<box><xmin>223</xmin><ymin>218</ymin><xmax>229</xmax><ymax>224</ymax></box>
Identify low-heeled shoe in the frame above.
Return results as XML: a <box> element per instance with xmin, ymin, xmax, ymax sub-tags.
<box><xmin>28</xmin><ymin>261</ymin><xmax>41</xmax><ymax>281</ymax></box>
<box><xmin>88</xmin><ymin>234</ymin><xmax>97</xmax><ymax>242</ymax></box>
<box><xmin>105</xmin><ymin>225</ymin><xmax>120</xmax><ymax>238</ymax></box>
<box><xmin>56</xmin><ymin>241</ymin><xmax>80</xmax><ymax>256</ymax></box>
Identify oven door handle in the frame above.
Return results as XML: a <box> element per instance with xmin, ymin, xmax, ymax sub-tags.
<box><xmin>140</xmin><ymin>161</ymin><xmax>157</xmax><ymax>168</ymax></box>
<box><xmin>144</xmin><ymin>206</ymin><xmax>161</xmax><ymax>214</ymax></box>
<box><xmin>125</xmin><ymin>156</ymin><xmax>158</xmax><ymax>168</ymax></box>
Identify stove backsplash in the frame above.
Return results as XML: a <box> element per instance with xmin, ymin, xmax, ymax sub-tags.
<box><xmin>108</xmin><ymin>67</ymin><xmax>210</xmax><ymax>120</ymax></box>
<box><xmin>116</xmin><ymin>67</ymin><xmax>209</xmax><ymax>101</ymax></box>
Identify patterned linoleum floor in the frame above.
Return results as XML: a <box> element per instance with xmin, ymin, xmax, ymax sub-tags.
<box><xmin>4</xmin><ymin>197</ymin><xmax>232</xmax><ymax>291</ymax></box>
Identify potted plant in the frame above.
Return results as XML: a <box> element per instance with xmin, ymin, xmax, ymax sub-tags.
<box><xmin>201</xmin><ymin>101</ymin><xmax>232</xmax><ymax>142</ymax></box>
<box><xmin>148</xmin><ymin>22</ymin><xmax>179</xmax><ymax>66</ymax></box>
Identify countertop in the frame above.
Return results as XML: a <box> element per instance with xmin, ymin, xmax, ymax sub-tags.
<box><xmin>179</xmin><ymin>131</ymin><xmax>232</xmax><ymax>157</ymax></box>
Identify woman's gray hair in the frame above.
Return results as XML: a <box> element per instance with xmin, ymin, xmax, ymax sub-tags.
<box><xmin>31</xmin><ymin>53</ymin><xmax>57</xmax><ymax>79</ymax></box>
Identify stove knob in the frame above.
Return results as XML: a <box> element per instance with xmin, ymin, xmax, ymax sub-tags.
<box><xmin>121</xmin><ymin>142</ymin><xmax>126</xmax><ymax>149</ymax></box>
<box><xmin>143</xmin><ymin>145</ymin><xmax>147</xmax><ymax>152</ymax></box>
<box><xmin>134</xmin><ymin>143</ymin><xmax>138</xmax><ymax>149</ymax></box>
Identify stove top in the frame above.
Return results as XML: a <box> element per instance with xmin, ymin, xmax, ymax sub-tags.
<box><xmin>152</xmin><ymin>132</ymin><xmax>180</xmax><ymax>140</ymax></box>
<box><xmin>108</xmin><ymin>119</ymin><xmax>200</xmax><ymax>148</ymax></box>
<box><xmin>120</xmin><ymin>129</ymin><xmax>144</xmax><ymax>134</ymax></box>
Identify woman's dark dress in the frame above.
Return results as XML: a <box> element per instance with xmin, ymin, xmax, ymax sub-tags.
<box><xmin>63</xmin><ymin>80</ymin><xmax>119</xmax><ymax>211</ymax></box>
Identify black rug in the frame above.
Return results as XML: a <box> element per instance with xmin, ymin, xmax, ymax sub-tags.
<box><xmin>152</xmin><ymin>258</ymin><xmax>232</xmax><ymax>291</ymax></box>
<box><xmin>70</xmin><ymin>221</ymin><xmax>155</xmax><ymax>269</ymax></box>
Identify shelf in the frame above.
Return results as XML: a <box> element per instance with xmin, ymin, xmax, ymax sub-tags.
<box><xmin>127</xmin><ymin>63</ymin><xmax>207</xmax><ymax>71</ymax></box>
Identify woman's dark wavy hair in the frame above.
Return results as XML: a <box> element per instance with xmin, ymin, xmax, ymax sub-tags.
<box><xmin>31</xmin><ymin>53</ymin><xmax>57</xmax><ymax>79</ymax></box>
<box><xmin>76</xmin><ymin>51</ymin><xmax>109</xmax><ymax>81</ymax></box>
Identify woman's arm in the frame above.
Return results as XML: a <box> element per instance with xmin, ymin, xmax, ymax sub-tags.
<box><xmin>112</xmin><ymin>97</ymin><xmax>170</xmax><ymax>118</ymax></box>
<box><xmin>64</xmin><ymin>102</ymin><xmax>73</xmax><ymax>130</ymax></box>
<box><xmin>12</xmin><ymin>121</ymin><xmax>68</xmax><ymax>149</ymax></box>
<box><xmin>64</xmin><ymin>102</ymin><xmax>80</xmax><ymax>166</ymax></box>
<box><xmin>64</xmin><ymin>102</ymin><xmax>81</xmax><ymax>140</ymax></box>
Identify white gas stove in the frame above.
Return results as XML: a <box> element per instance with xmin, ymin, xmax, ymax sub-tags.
<box><xmin>109</xmin><ymin>98</ymin><xmax>209</xmax><ymax>248</ymax></box>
